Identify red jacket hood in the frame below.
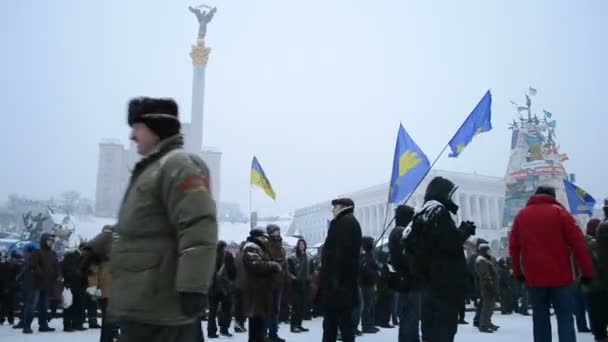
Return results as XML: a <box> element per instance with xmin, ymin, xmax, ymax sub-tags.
<box><xmin>527</xmin><ymin>194</ymin><xmax>562</xmax><ymax>207</ymax></box>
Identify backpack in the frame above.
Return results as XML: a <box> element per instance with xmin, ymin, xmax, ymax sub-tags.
<box><xmin>387</xmin><ymin>218</ymin><xmax>429</xmax><ymax>292</ymax></box>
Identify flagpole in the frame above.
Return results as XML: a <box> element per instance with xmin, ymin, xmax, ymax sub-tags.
<box><xmin>373</xmin><ymin>143</ymin><xmax>451</xmax><ymax>247</ymax></box>
<box><xmin>249</xmin><ymin>185</ymin><xmax>253</xmax><ymax>230</ymax></box>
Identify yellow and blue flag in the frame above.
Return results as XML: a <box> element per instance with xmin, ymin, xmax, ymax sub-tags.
<box><xmin>564</xmin><ymin>179</ymin><xmax>596</xmax><ymax>215</ymax></box>
<box><xmin>388</xmin><ymin>124</ymin><xmax>431</xmax><ymax>204</ymax></box>
<box><xmin>448</xmin><ymin>90</ymin><xmax>493</xmax><ymax>158</ymax></box>
<box><xmin>251</xmin><ymin>156</ymin><xmax>276</xmax><ymax>200</ymax></box>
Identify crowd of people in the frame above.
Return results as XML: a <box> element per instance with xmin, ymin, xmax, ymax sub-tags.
<box><xmin>1</xmin><ymin>97</ymin><xmax>607</xmax><ymax>342</ymax></box>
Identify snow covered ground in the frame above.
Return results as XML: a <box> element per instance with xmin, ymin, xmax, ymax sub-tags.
<box><xmin>0</xmin><ymin>312</ymin><xmax>595</xmax><ymax>341</ymax></box>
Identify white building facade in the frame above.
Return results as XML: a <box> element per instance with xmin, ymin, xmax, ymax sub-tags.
<box><xmin>288</xmin><ymin>170</ymin><xmax>507</xmax><ymax>252</ymax></box>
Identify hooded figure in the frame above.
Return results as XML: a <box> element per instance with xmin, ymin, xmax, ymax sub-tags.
<box><xmin>20</xmin><ymin>233</ymin><xmax>59</xmax><ymax>333</ymax></box>
<box><xmin>287</xmin><ymin>238</ymin><xmax>311</xmax><ymax>333</ymax></box>
<box><xmin>412</xmin><ymin>177</ymin><xmax>476</xmax><ymax>342</ymax></box>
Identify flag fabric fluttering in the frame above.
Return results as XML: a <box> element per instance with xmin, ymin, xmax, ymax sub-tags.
<box><xmin>388</xmin><ymin>124</ymin><xmax>431</xmax><ymax>204</ymax></box>
<box><xmin>543</xmin><ymin>109</ymin><xmax>553</xmax><ymax>118</ymax></box>
<box><xmin>448</xmin><ymin>90</ymin><xmax>493</xmax><ymax>158</ymax></box>
<box><xmin>250</xmin><ymin>156</ymin><xmax>276</xmax><ymax>200</ymax></box>
<box><xmin>563</xmin><ymin>179</ymin><xmax>596</xmax><ymax>215</ymax></box>
<box><xmin>529</xmin><ymin>87</ymin><xmax>538</xmax><ymax>96</ymax></box>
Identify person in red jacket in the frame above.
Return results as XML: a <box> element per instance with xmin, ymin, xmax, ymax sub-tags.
<box><xmin>509</xmin><ymin>186</ymin><xmax>594</xmax><ymax>342</ymax></box>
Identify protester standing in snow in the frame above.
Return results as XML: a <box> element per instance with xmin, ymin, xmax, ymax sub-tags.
<box><xmin>241</xmin><ymin>228</ymin><xmax>283</xmax><ymax>342</ymax></box>
<box><xmin>412</xmin><ymin>176</ymin><xmax>476</xmax><ymax>342</ymax></box>
<box><xmin>474</xmin><ymin>244</ymin><xmax>499</xmax><ymax>333</ymax></box>
<box><xmin>320</xmin><ymin>198</ymin><xmax>362</xmax><ymax>342</ymax></box>
<box><xmin>108</xmin><ymin>97</ymin><xmax>218</xmax><ymax>342</ymax></box>
<box><xmin>509</xmin><ymin>186</ymin><xmax>594</xmax><ymax>342</ymax></box>
<box><xmin>287</xmin><ymin>238</ymin><xmax>311</xmax><ymax>333</ymax></box>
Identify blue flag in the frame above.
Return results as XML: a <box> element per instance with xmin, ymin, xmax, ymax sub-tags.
<box><xmin>388</xmin><ymin>124</ymin><xmax>431</xmax><ymax>204</ymax></box>
<box><xmin>448</xmin><ymin>90</ymin><xmax>493</xmax><ymax>157</ymax></box>
<box><xmin>564</xmin><ymin>179</ymin><xmax>596</xmax><ymax>215</ymax></box>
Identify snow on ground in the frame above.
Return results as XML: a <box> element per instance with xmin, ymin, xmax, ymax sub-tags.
<box><xmin>0</xmin><ymin>312</ymin><xmax>595</xmax><ymax>341</ymax></box>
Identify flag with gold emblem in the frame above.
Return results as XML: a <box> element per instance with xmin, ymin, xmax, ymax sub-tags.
<box><xmin>448</xmin><ymin>90</ymin><xmax>493</xmax><ymax>158</ymax></box>
<box><xmin>388</xmin><ymin>124</ymin><xmax>431</xmax><ymax>204</ymax></box>
<box><xmin>564</xmin><ymin>179</ymin><xmax>596</xmax><ymax>215</ymax></box>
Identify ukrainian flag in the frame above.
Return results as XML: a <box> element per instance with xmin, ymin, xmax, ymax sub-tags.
<box><xmin>564</xmin><ymin>179</ymin><xmax>596</xmax><ymax>215</ymax></box>
<box><xmin>448</xmin><ymin>90</ymin><xmax>493</xmax><ymax>158</ymax></box>
<box><xmin>251</xmin><ymin>157</ymin><xmax>276</xmax><ymax>200</ymax></box>
<box><xmin>388</xmin><ymin>124</ymin><xmax>431</xmax><ymax>204</ymax></box>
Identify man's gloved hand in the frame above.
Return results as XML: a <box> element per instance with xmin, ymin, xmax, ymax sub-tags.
<box><xmin>179</xmin><ymin>292</ymin><xmax>205</xmax><ymax>318</ymax></box>
<box><xmin>459</xmin><ymin>221</ymin><xmax>477</xmax><ymax>236</ymax></box>
<box><xmin>581</xmin><ymin>276</ymin><xmax>594</xmax><ymax>286</ymax></box>
<box><xmin>269</xmin><ymin>261</ymin><xmax>282</xmax><ymax>273</ymax></box>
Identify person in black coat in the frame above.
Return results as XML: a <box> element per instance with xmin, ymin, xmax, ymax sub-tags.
<box><xmin>62</xmin><ymin>248</ymin><xmax>87</xmax><ymax>331</ymax></box>
<box><xmin>413</xmin><ymin>177</ymin><xmax>476</xmax><ymax>342</ymax></box>
<box><xmin>208</xmin><ymin>240</ymin><xmax>237</xmax><ymax>338</ymax></box>
<box><xmin>321</xmin><ymin>198</ymin><xmax>362</xmax><ymax>342</ymax></box>
<box><xmin>359</xmin><ymin>236</ymin><xmax>380</xmax><ymax>334</ymax></box>
<box><xmin>0</xmin><ymin>252</ymin><xmax>22</xmax><ymax>326</ymax></box>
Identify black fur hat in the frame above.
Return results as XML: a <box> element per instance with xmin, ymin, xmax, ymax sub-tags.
<box><xmin>395</xmin><ymin>205</ymin><xmax>415</xmax><ymax>227</ymax></box>
<box><xmin>128</xmin><ymin>97</ymin><xmax>181</xmax><ymax>140</ymax></box>
<box><xmin>331</xmin><ymin>198</ymin><xmax>355</xmax><ymax>208</ymax></box>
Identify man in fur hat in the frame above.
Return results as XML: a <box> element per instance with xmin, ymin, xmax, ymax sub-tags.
<box><xmin>320</xmin><ymin>198</ymin><xmax>362</xmax><ymax>342</ymax></box>
<box><xmin>108</xmin><ymin>97</ymin><xmax>218</xmax><ymax>342</ymax></box>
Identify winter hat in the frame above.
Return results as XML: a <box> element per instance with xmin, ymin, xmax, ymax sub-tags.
<box><xmin>331</xmin><ymin>198</ymin><xmax>355</xmax><ymax>208</ymax></box>
<box><xmin>478</xmin><ymin>243</ymin><xmax>491</xmax><ymax>253</ymax></box>
<box><xmin>587</xmin><ymin>219</ymin><xmax>601</xmax><ymax>237</ymax></box>
<box><xmin>424</xmin><ymin>177</ymin><xmax>459</xmax><ymax>214</ymax></box>
<box><xmin>395</xmin><ymin>205</ymin><xmax>415</xmax><ymax>227</ymax></box>
<box><xmin>604</xmin><ymin>198</ymin><xmax>608</xmax><ymax>208</ymax></box>
<box><xmin>535</xmin><ymin>186</ymin><xmax>556</xmax><ymax>198</ymax></box>
<box><xmin>250</xmin><ymin>228</ymin><xmax>267</xmax><ymax>239</ymax></box>
<box><xmin>361</xmin><ymin>236</ymin><xmax>375</xmax><ymax>252</ymax></box>
<box><xmin>128</xmin><ymin>97</ymin><xmax>181</xmax><ymax>140</ymax></box>
<box><xmin>266</xmin><ymin>224</ymin><xmax>281</xmax><ymax>235</ymax></box>
<box><xmin>476</xmin><ymin>238</ymin><xmax>489</xmax><ymax>250</ymax></box>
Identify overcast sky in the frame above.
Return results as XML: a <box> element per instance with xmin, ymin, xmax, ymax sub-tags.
<box><xmin>1</xmin><ymin>0</ymin><xmax>606</xmax><ymax>216</ymax></box>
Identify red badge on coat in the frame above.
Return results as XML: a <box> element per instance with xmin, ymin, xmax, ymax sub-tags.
<box><xmin>179</xmin><ymin>174</ymin><xmax>210</xmax><ymax>193</ymax></box>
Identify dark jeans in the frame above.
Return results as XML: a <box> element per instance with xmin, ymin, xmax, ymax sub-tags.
<box><xmin>573</xmin><ymin>285</ymin><xmax>589</xmax><ymax>331</ymax></box>
<box><xmin>249</xmin><ymin>316</ymin><xmax>266</xmax><ymax>342</ymax></box>
<box><xmin>63</xmin><ymin>286</ymin><xmax>85</xmax><ymax>329</ymax></box>
<box><xmin>375</xmin><ymin>287</ymin><xmax>393</xmax><ymax>326</ymax></box>
<box><xmin>392</xmin><ymin>293</ymin><xmax>399</xmax><ymax>325</ymax></box>
<box><xmin>398</xmin><ymin>291</ymin><xmax>421</xmax><ymax>342</ymax></box>
<box><xmin>528</xmin><ymin>286</ymin><xmax>576</xmax><ymax>342</ymax></box>
<box><xmin>585</xmin><ymin>290</ymin><xmax>608</xmax><ymax>340</ymax></box>
<box><xmin>352</xmin><ymin>287</ymin><xmax>362</xmax><ymax>330</ymax></box>
<box><xmin>85</xmin><ymin>293</ymin><xmax>99</xmax><ymax>324</ymax></box>
<box><xmin>99</xmin><ymin>298</ymin><xmax>119</xmax><ymax>342</ymax></box>
<box><xmin>265</xmin><ymin>289</ymin><xmax>282</xmax><ymax>338</ymax></box>
<box><xmin>458</xmin><ymin>299</ymin><xmax>466</xmax><ymax>322</ymax></box>
<box><xmin>118</xmin><ymin>320</ymin><xmax>200</xmax><ymax>342</ymax></box>
<box><xmin>421</xmin><ymin>292</ymin><xmax>459</xmax><ymax>342</ymax></box>
<box><xmin>0</xmin><ymin>292</ymin><xmax>16</xmax><ymax>324</ymax></box>
<box><xmin>361</xmin><ymin>285</ymin><xmax>376</xmax><ymax>330</ymax></box>
<box><xmin>290</xmin><ymin>283</ymin><xmax>307</xmax><ymax>328</ymax></box>
<box><xmin>500</xmin><ymin>286</ymin><xmax>514</xmax><ymax>313</ymax></box>
<box><xmin>22</xmin><ymin>289</ymin><xmax>49</xmax><ymax>330</ymax></box>
<box><xmin>233</xmin><ymin>290</ymin><xmax>246</xmax><ymax>327</ymax></box>
<box><xmin>208</xmin><ymin>293</ymin><xmax>232</xmax><ymax>335</ymax></box>
<box><xmin>473</xmin><ymin>297</ymin><xmax>482</xmax><ymax>325</ymax></box>
<box><xmin>323</xmin><ymin>307</ymin><xmax>355</xmax><ymax>342</ymax></box>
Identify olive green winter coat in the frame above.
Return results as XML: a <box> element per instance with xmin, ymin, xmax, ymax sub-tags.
<box><xmin>108</xmin><ymin>135</ymin><xmax>218</xmax><ymax>326</ymax></box>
